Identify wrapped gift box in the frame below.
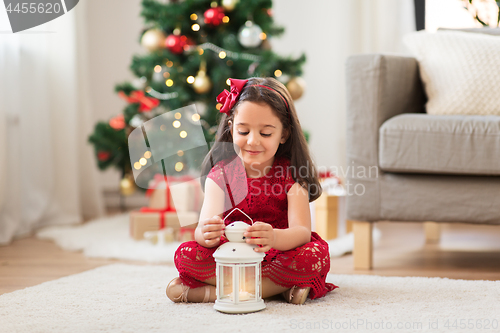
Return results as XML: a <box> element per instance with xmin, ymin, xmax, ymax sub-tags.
<box><xmin>144</xmin><ymin>227</ymin><xmax>196</xmax><ymax>244</ymax></box>
<box><xmin>315</xmin><ymin>192</ymin><xmax>348</xmax><ymax>240</ymax></box>
<box><xmin>129</xmin><ymin>210</ymin><xmax>198</xmax><ymax>240</ymax></box>
<box><xmin>148</xmin><ymin>178</ymin><xmax>204</xmax><ymax>213</ymax></box>
<box><xmin>314</xmin><ymin>175</ymin><xmax>349</xmax><ymax>240</ymax></box>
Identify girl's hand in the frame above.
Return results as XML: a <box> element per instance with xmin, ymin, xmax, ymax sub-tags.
<box><xmin>200</xmin><ymin>215</ymin><xmax>225</xmax><ymax>247</ymax></box>
<box><xmin>244</xmin><ymin>222</ymin><xmax>275</xmax><ymax>253</ymax></box>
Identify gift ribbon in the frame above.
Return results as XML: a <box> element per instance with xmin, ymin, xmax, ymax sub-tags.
<box><xmin>318</xmin><ymin>171</ymin><xmax>342</xmax><ymax>185</ymax></box>
<box><xmin>146</xmin><ymin>174</ymin><xmax>198</xmax><ymax>211</ymax></box>
<box><xmin>139</xmin><ymin>207</ymin><xmax>171</xmax><ymax>229</ymax></box>
<box><xmin>141</xmin><ymin>174</ymin><xmax>202</xmax><ymax>229</ymax></box>
<box><xmin>118</xmin><ymin>90</ymin><xmax>160</xmax><ymax>112</ymax></box>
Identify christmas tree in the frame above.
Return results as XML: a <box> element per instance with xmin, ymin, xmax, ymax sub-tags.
<box><xmin>88</xmin><ymin>0</ymin><xmax>306</xmax><ymax>194</ymax></box>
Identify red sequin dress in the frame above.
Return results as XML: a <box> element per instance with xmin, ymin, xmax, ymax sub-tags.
<box><xmin>174</xmin><ymin>155</ymin><xmax>338</xmax><ymax>299</ymax></box>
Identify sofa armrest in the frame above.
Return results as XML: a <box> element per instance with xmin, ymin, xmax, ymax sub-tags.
<box><xmin>345</xmin><ymin>54</ymin><xmax>426</xmax><ymax>221</ymax></box>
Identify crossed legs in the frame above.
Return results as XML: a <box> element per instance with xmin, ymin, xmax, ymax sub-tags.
<box><xmin>166</xmin><ymin>276</ymin><xmax>289</xmax><ymax>303</ymax></box>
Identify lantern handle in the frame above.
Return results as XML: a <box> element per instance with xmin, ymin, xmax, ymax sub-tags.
<box><xmin>223</xmin><ymin>208</ymin><xmax>254</xmax><ymax>225</ymax></box>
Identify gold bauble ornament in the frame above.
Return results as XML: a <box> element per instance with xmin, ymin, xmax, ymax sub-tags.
<box><xmin>286</xmin><ymin>77</ymin><xmax>306</xmax><ymax>100</ymax></box>
<box><xmin>261</xmin><ymin>39</ymin><xmax>272</xmax><ymax>50</ymax></box>
<box><xmin>193</xmin><ymin>70</ymin><xmax>212</xmax><ymax>94</ymax></box>
<box><xmin>222</xmin><ymin>0</ymin><xmax>239</xmax><ymax>11</ymax></box>
<box><xmin>141</xmin><ymin>29</ymin><xmax>166</xmax><ymax>52</ymax></box>
<box><xmin>120</xmin><ymin>173</ymin><xmax>136</xmax><ymax>196</ymax></box>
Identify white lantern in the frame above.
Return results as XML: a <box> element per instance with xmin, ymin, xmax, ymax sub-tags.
<box><xmin>213</xmin><ymin>209</ymin><xmax>265</xmax><ymax>313</ymax></box>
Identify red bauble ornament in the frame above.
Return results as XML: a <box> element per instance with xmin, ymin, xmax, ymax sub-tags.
<box><xmin>97</xmin><ymin>151</ymin><xmax>111</xmax><ymax>161</ymax></box>
<box><xmin>165</xmin><ymin>34</ymin><xmax>192</xmax><ymax>54</ymax></box>
<box><xmin>109</xmin><ymin>114</ymin><xmax>125</xmax><ymax>130</ymax></box>
<box><xmin>204</xmin><ymin>7</ymin><xmax>225</xmax><ymax>26</ymax></box>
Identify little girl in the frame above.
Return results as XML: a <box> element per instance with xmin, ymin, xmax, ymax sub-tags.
<box><xmin>166</xmin><ymin>77</ymin><xmax>337</xmax><ymax>305</ymax></box>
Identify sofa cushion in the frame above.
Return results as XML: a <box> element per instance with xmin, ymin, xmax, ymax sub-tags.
<box><xmin>379</xmin><ymin>114</ymin><xmax>500</xmax><ymax>175</ymax></box>
<box><xmin>403</xmin><ymin>30</ymin><xmax>500</xmax><ymax>116</ymax></box>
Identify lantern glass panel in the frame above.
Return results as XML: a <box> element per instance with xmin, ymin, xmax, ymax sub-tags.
<box><xmin>238</xmin><ymin>265</ymin><xmax>257</xmax><ymax>302</ymax></box>
<box><xmin>219</xmin><ymin>265</ymin><xmax>233</xmax><ymax>301</ymax></box>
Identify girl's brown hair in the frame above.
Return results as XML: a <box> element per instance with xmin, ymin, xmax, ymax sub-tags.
<box><xmin>200</xmin><ymin>77</ymin><xmax>322</xmax><ymax>202</ymax></box>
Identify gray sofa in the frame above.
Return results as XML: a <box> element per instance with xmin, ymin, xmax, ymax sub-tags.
<box><xmin>345</xmin><ymin>54</ymin><xmax>500</xmax><ymax>269</ymax></box>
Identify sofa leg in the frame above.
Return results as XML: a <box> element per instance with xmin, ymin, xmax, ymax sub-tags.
<box><xmin>352</xmin><ymin>220</ymin><xmax>373</xmax><ymax>270</ymax></box>
<box><xmin>424</xmin><ymin>222</ymin><xmax>441</xmax><ymax>244</ymax></box>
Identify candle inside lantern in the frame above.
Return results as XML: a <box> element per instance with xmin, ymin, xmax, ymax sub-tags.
<box><xmin>228</xmin><ymin>290</ymin><xmax>254</xmax><ymax>302</ymax></box>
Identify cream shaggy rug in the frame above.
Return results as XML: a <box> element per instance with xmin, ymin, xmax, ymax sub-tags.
<box><xmin>36</xmin><ymin>213</ymin><xmax>380</xmax><ymax>263</ymax></box>
<box><xmin>1</xmin><ymin>264</ymin><xmax>499</xmax><ymax>333</ymax></box>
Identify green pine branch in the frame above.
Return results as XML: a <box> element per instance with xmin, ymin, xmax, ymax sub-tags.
<box><xmin>89</xmin><ymin>0</ymin><xmax>307</xmax><ymax>177</ymax></box>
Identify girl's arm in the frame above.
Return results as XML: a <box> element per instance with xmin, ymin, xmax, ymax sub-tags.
<box><xmin>273</xmin><ymin>182</ymin><xmax>311</xmax><ymax>251</ymax></box>
<box><xmin>244</xmin><ymin>182</ymin><xmax>311</xmax><ymax>252</ymax></box>
<box><xmin>194</xmin><ymin>177</ymin><xmax>226</xmax><ymax>248</ymax></box>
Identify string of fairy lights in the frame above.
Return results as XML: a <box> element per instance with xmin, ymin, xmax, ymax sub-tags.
<box><xmin>189</xmin><ymin>42</ymin><xmax>263</xmax><ymax>62</ymax></box>
<box><xmin>132</xmin><ymin>111</ymin><xmax>202</xmax><ymax>173</ymax></box>
<box><xmin>140</xmin><ymin>3</ymin><xmax>273</xmax><ymax>100</ymax></box>
<box><xmin>127</xmin><ymin>1</ymin><xmax>302</xmax><ymax>175</ymax></box>
<box><xmin>103</xmin><ymin>0</ymin><xmax>307</xmax><ymax>196</ymax></box>
<box><xmin>144</xmin><ymin>41</ymin><xmax>269</xmax><ymax>101</ymax></box>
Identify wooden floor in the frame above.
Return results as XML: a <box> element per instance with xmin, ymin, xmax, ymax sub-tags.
<box><xmin>1</xmin><ymin>217</ymin><xmax>499</xmax><ymax>295</ymax></box>
<box><xmin>333</xmin><ymin>222</ymin><xmax>500</xmax><ymax>280</ymax></box>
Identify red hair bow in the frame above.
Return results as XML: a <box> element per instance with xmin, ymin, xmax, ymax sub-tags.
<box><xmin>216</xmin><ymin>78</ymin><xmax>248</xmax><ymax>115</ymax></box>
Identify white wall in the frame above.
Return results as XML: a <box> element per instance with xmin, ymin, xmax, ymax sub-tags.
<box><xmin>86</xmin><ymin>0</ymin><xmax>415</xmax><ymax>193</ymax></box>
<box><xmin>87</xmin><ymin>0</ymin><xmax>144</xmax><ymax>191</ymax></box>
<box><xmin>272</xmin><ymin>0</ymin><xmax>353</xmax><ymax>173</ymax></box>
